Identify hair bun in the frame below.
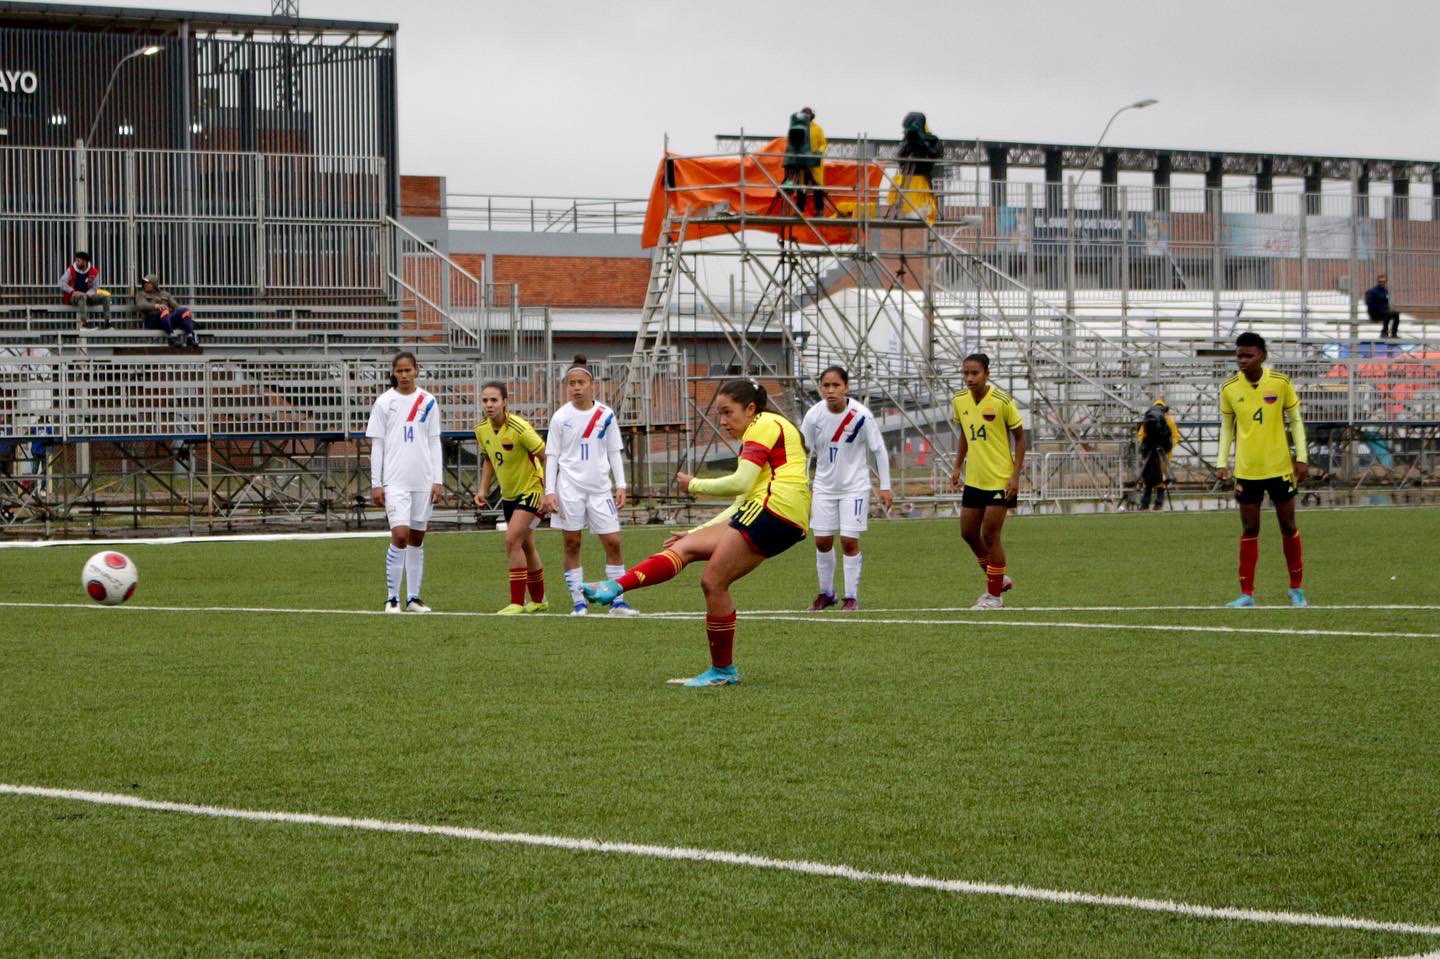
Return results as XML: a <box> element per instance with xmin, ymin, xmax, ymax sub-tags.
<box><xmin>572</xmin><ymin>353</ymin><xmax>588</xmax><ymax>366</ymax></box>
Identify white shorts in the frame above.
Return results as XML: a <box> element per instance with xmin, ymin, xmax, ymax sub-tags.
<box><xmin>551</xmin><ymin>489</ymin><xmax>621</xmax><ymax>535</ymax></box>
<box><xmin>384</xmin><ymin>487</ymin><xmax>433</xmax><ymax>531</ymax></box>
<box><xmin>811</xmin><ymin>491</ymin><xmax>870</xmax><ymax>536</ymax></box>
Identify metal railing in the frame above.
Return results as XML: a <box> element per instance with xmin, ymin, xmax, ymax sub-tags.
<box><xmin>1</xmin><ymin>144</ymin><xmax>388</xmax><ymax>300</ymax></box>
<box><xmin>0</xmin><ymin>355</ymin><xmax>689</xmax><ymax>442</ymax></box>
<box><xmin>445</xmin><ymin>193</ymin><xmax>647</xmax><ymax>233</ymax></box>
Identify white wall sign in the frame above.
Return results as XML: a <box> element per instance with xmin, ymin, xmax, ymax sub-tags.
<box><xmin>0</xmin><ymin>70</ymin><xmax>40</xmax><ymax>95</ymax></box>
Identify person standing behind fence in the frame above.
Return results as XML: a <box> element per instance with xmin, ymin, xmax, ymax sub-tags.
<box><xmin>801</xmin><ymin>365</ymin><xmax>893</xmax><ymax>612</ymax></box>
<box><xmin>782</xmin><ymin>107</ymin><xmax>827</xmax><ymax>218</ymax></box>
<box><xmin>136</xmin><ymin>274</ymin><xmax>200</xmax><ymax>350</ymax></box>
<box><xmin>948</xmin><ymin>353</ymin><xmax>1025</xmax><ymax>609</ymax></box>
<box><xmin>1136</xmin><ymin>399</ymin><xmax>1179</xmax><ymax>511</ymax></box>
<box><xmin>58</xmin><ymin>251</ymin><xmax>111</xmax><ymax>329</ymax></box>
<box><xmin>1364</xmin><ymin>273</ymin><xmax>1401</xmax><ymax>339</ymax></box>
<box><xmin>889</xmin><ymin>111</ymin><xmax>944</xmax><ymax>222</ymax></box>
<box><xmin>1216</xmin><ymin>331</ymin><xmax>1308</xmax><ymax>608</ymax></box>
<box><xmin>367</xmin><ymin>351</ymin><xmax>445</xmax><ymax>614</ymax></box>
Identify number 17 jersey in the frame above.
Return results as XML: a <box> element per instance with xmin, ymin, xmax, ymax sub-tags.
<box><xmin>951</xmin><ymin>385</ymin><xmax>1023</xmax><ymax>489</ymax></box>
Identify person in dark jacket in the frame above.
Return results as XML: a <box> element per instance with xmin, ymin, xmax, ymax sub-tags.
<box><xmin>1364</xmin><ymin>274</ymin><xmax>1400</xmax><ymax>338</ymax></box>
<box><xmin>136</xmin><ymin>274</ymin><xmax>200</xmax><ymax>349</ymax></box>
<box><xmin>58</xmin><ymin>251</ymin><xmax>112</xmax><ymax>329</ymax></box>
<box><xmin>782</xmin><ymin>106</ymin><xmax>827</xmax><ymax>218</ymax></box>
<box><xmin>889</xmin><ymin>111</ymin><xmax>944</xmax><ymax>221</ymax></box>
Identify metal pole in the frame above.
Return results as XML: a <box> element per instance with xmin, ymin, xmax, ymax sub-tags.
<box><xmin>1065</xmin><ymin>175</ymin><xmax>1076</xmax><ymax>315</ymax></box>
<box><xmin>74</xmin><ymin>138</ymin><xmax>88</xmax><ymax>252</ymax></box>
<box><xmin>1119</xmin><ymin>184</ymin><xmax>1130</xmax><ymax>332</ymax></box>
<box><xmin>1348</xmin><ymin>171</ymin><xmax>1359</xmax><ymax>330</ymax></box>
<box><xmin>1210</xmin><ymin>186</ymin><xmax>1222</xmax><ymax>335</ymax></box>
<box><xmin>1298</xmin><ymin>198</ymin><xmax>1309</xmax><ymax>323</ymax></box>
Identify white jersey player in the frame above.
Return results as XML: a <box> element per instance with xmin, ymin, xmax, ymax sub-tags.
<box><xmin>800</xmin><ymin>365</ymin><xmax>893</xmax><ymax>611</ymax></box>
<box><xmin>366</xmin><ymin>352</ymin><xmax>444</xmax><ymax>614</ymax></box>
<box><xmin>540</xmin><ymin>356</ymin><xmax>638</xmax><ymax>616</ymax></box>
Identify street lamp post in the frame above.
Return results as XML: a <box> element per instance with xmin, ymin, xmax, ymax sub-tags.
<box><xmin>76</xmin><ymin>44</ymin><xmax>162</xmax><ymax>250</ymax></box>
<box><xmin>1074</xmin><ymin>98</ymin><xmax>1158</xmax><ymax>186</ymax></box>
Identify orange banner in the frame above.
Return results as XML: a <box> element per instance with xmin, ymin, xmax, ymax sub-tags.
<box><xmin>641</xmin><ymin>137</ymin><xmax>886</xmax><ymax>249</ymax></box>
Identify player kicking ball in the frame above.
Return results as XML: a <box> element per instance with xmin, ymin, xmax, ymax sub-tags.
<box><xmin>582</xmin><ymin>379</ymin><xmax>810</xmax><ymax>687</ymax></box>
<box><xmin>366</xmin><ymin>351</ymin><xmax>445</xmax><ymax>613</ymax></box>
<box><xmin>541</xmin><ymin>355</ymin><xmax>638</xmax><ymax>616</ymax></box>
<box><xmin>800</xmin><ymin>365</ymin><xmax>893</xmax><ymax>611</ymax></box>
<box><xmin>948</xmin><ymin>353</ymin><xmax>1025</xmax><ymax>609</ymax></box>
<box><xmin>1216</xmin><ymin>331</ymin><xmax>1309</xmax><ymax>608</ymax></box>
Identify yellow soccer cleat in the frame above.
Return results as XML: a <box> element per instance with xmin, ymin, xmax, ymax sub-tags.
<box><xmin>497</xmin><ymin>603</ymin><xmax>526</xmax><ymax>615</ymax></box>
<box><xmin>523</xmin><ymin>600</ymin><xmax>549</xmax><ymax>614</ymax></box>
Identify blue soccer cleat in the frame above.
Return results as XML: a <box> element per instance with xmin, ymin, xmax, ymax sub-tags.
<box><xmin>571</xmin><ymin>600</ymin><xmax>588</xmax><ymax>616</ymax></box>
<box><xmin>581</xmin><ymin>579</ymin><xmax>622</xmax><ymax>607</ymax></box>
<box><xmin>1226</xmin><ymin>594</ymin><xmax>1256</xmax><ymax>608</ymax></box>
<box><xmin>670</xmin><ymin>664</ymin><xmax>740</xmax><ymax>688</ymax></box>
<box><xmin>1288</xmin><ymin>588</ymin><xmax>1308</xmax><ymax>608</ymax></box>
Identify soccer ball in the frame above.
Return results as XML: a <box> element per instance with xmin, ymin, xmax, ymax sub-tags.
<box><xmin>81</xmin><ymin>551</ymin><xmax>138</xmax><ymax>605</ymax></box>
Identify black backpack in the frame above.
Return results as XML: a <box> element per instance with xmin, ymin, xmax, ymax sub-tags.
<box><xmin>1142</xmin><ymin>406</ymin><xmax>1173</xmax><ymax>451</ymax></box>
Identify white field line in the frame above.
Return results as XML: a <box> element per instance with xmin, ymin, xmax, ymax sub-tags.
<box><xmin>2</xmin><ymin>602</ymin><xmax>1437</xmax><ymax>642</ymax></box>
<box><xmin>743</xmin><ymin>605</ymin><xmax>1440</xmax><ymax>614</ymax></box>
<box><xmin>2</xmin><ymin>783</ymin><xmax>1437</xmax><ymax>940</ymax></box>
<box><xmin>0</xmin><ymin>531</ymin><xmax>395</xmax><ymax>548</ymax></box>
<box><xmin>1379</xmin><ymin>951</ymin><xmax>1440</xmax><ymax>959</ymax></box>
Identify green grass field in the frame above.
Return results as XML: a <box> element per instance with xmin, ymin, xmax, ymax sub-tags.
<box><xmin>2</xmin><ymin>508</ymin><xmax>1439</xmax><ymax>957</ymax></box>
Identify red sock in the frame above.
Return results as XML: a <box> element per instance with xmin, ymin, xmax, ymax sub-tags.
<box><xmin>508</xmin><ymin>567</ymin><xmax>526</xmax><ymax>605</ymax></box>
<box><xmin>976</xmin><ymin>555</ymin><xmax>989</xmax><ymax>575</ymax></box>
<box><xmin>706</xmin><ymin>610</ymin><xmax>737</xmax><ymax>668</ymax></box>
<box><xmin>616</xmin><ymin>549</ymin><xmax>686</xmax><ymax>592</ymax></box>
<box><xmin>1238</xmin><ymin>536</ymin><xmax>1259</xmax><ymax>595</ymax></box>
<box><xmin>986</xmin><ymin>564</ymin><xmax>1006</xmax><ymax>598</ymax></box>
<box><xmin>1282</xmin><ymin>531</ymin><xmax>1303</xmax><ymax>589</ymax></box>
<box><xmin>526</xmin><ymin>568</ymin><xmax>545</xmax><ymax>603</ymax></box>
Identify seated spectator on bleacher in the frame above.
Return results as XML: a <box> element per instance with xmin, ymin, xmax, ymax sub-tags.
<box><xmin>1364</xmin><ymin>273</ymin><xmax>1401</xmax><ymax>339</ymax></box>
<box><xmin>59</xmin><ymin>251</ymin><xmax>112</xmax><ymax>329</ymax></box>
<box><xmin>136</xmin><ymin>274</ymin><xmax>200</xmax><ymax>350</ymax></box>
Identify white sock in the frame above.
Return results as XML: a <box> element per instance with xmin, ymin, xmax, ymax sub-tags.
<box><xmin>816</xmin><ymin>549</ymin><xmax>836</xmax><ymax>596</ymax></box>
<box><xmin>385</xmin><ymin>545</ymin><xmax>403</xmax><ymax>600</ymax></box>
<box><xmin>842</xmin><ymin>552</ymin><xmax>862</xmax><ymax>600</ymax></box>
<box><xmin>404</xmin><ymin>546</ymin><xmax>425</xmax><ymax>601</ymax></box>
<box><xmin>564</xmin><ymin>566</ymin><xmax>585</xmax><ymax>603</ymax></box>
<box><xmin>605</xmin><ymin>564</ymin><xmax>626</xmax><ymax>582</ymax></box>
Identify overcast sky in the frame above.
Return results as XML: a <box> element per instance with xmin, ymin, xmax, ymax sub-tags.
<box><xmin>53</xmin><ymin>0</ymin><xmax>1440</xmax><ymax>197</ymax></box>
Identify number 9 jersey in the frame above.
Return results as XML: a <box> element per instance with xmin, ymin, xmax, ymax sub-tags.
<box><xmin>951</xmin><ymin>385</ymin><xmax>1024</xmax><ymax>490</ymax></box>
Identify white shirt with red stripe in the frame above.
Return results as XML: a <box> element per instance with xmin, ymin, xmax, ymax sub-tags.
<box><xmin>544</xmin><ymin>401</ymin><xmax>626</xmax><ymax>495</ymax></box>
<box><xmin>366</xmin><ymin>387</ymin><xmax>443</xmax><ymax>490</ymax></box>
<box><xmin>801</xmin><ymin>398</ymin><xmax>892</xmax><ymax>496</ymax></box>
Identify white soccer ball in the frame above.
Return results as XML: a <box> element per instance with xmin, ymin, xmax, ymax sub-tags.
<box><xmin>81</xmin><ymin>551</ymin><xmax>138</xmax><ymax>605</ymax></box>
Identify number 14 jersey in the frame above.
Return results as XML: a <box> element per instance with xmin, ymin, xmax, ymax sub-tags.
<box><xmin>951</xmin><ymin>385</ymin><xmax>1024</xmax><ymax>490</ymax></box>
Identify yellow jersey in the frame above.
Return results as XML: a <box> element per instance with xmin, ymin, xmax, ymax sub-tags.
<box><xmin>475</xmin><ymin>413</ymin><xmax>545</xmax><ymax>500</ymax></box>
<box><xmin>736</xmin><ymin>411</ymin><xmax>811</xmax><ymax>529</ymax></box>
<box><xmin>951</xmin><ymin>385</ymin><xmax>1024</xmax><ymax>489</ymax></box>
<box><xmin>1218</xmin><ymin>369</ymin><xmax>1302</xmax><ymax>480</ymax></box>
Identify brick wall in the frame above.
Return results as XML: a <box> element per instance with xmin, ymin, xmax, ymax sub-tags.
<box><xmin>400</xmin><ymin>175</ymin><xmax>444</xmax><ymax>217</ymax></box>
<box><xmin>493</xmin><ymin>256</ymin><xmax>650</xmax><ymax>308</ymax></box>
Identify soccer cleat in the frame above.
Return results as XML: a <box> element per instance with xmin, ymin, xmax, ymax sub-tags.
<box><xmin>840</xmin><ymin>597</ymin><xmax>859</xmax><ymax>612</ymax></box>
<box><xmin>808</xmin><ymin>592</ymin><xmax>838</xmax><ymax>612</ymax></box>
<box><xmin>405</xmin><ymin>597</ymin><xmax>431</xmax><ymax>613</ymax></box>
<box><xmin>1288</xmin><ymin>588</ymin><xmax>1308</xmax><ymax>608</ymax></box>
<box><xmin>970</xmin><ymin>592</ymin><xmax>1004</xmax><ymax>610</ymax></box>
<box><xmin>1226</xmin><ymin>594</ymin><xmax>1256</xmax><ymax>608</ymax></box>
<box><xmin>571</xmin><ymin>601</ymin><xmax>589</xmax><ymax>616</ymax></box>
<box><xmin>668</xmin><ymin>664</ymin><xmax>740</xmax><ymax>687</ymax></box>
<box><xmin>1001</xmin><ymin>575</ymin><xmax>1014</xmax><ymax>593</ymax></box>
<box><xmin>581</xmin><ymin>580</ymin><xmax>622</xmax><ymax>607</ymax></box>
<box><xmin>384</xmin><ymin>598</ymin><xmax>401</xmax><ymax>614</ymax></box>
<box><xmin>523</xmin><ymin>600</ymin><xmax>549</xmax><ymax>614</ymax></box>
<box><xmin>609</xmin><ymin>599</ymin><xmax>640</xmax><ymax>616</ymax></box>
<box><xmin>496</xmin><ymin>603</ymin><xmax>526</xmax><ymax>615</ymax></box>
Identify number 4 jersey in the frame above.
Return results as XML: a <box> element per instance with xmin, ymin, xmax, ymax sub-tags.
<box><xmin>951</xmin><ymin>385</ymin><xmax>1024</xmax><ymax>490</ymax></box>
<box><xmin>1217</xmin><ymin>368</ymin><xmax>1303</xmax><ymax>480</ymax></box>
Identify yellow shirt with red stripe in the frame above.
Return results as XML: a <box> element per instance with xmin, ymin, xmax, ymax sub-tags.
<box><xmin>951</xmin><ymin>385</ymin><xmax>1024</xmax><ymax>489</ymax></box>
<box><xmin>733</xmin><ymin>411</ymin><xmax>810</xmax><ymax>528</ymax></box>
<box><xmin>475</xmin><ymin>413</ymin><xmax>545</xmax><ymax>500</ymax></box>
<box><xmin>1218</xmin><ymin>369</ymin><xmax>1302</xmax><ymax>480</ymax></box>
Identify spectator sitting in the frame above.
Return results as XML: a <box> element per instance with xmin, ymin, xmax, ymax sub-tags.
<box><xmin>58</xmin><ymin>250</ymin><xmax>112</xmax><ymax>329</ymax></box>
<box><xmin>136</xmin><ymin>274</ymin><xmax>200</xmax><ymax>350</ymax></box>
<box><xmin>1364</xmin><ymin>273</ymin><xmax>1400</xmax><ymax>339</ymax></box>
